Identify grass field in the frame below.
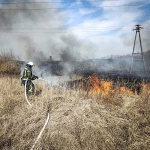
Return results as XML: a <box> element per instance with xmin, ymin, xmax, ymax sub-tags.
<box><xmin>0</xmin><ymin>75</ymin><xmax>150</xmax><ymax>150</ymax></box>
<box><xmin>0</xmin><ymin>51</ymin><xmax>20</xmax><ymax>76</ymax></box>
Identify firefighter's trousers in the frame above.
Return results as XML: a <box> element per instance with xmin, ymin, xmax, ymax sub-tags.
<box><xmin>22</xmin><ymin>79</ymin><xmax>35</xmax><ymax>95</ymax></box>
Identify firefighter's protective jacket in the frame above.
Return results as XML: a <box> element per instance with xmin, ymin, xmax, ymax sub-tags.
<box><xmin>21</xmin><ymin>65</ymin><xmax>33</xmax><ymax>81</ymax></box>
<box><xmin>21</xmin><ymin>64</ymin><xmax>38</xmax><ymax>95</ymax></box>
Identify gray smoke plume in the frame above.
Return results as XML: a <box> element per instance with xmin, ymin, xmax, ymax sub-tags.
<box><xmin>0</xmin><ymin>0</ymin><xmax>85</xmax><ymax>63</ymax></box>
<box><xmin>1</xmin><ymin>0</ymin><xmax>149</xmax><ymax>78</ymax></box>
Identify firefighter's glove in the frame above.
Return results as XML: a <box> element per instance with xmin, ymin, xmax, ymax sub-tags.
<box><xmin>35</xmin><ymin>76</ymin><xmax>38</xmax><ymax>79</ymax></box>
<box><xmin>31</xmin><ymin>75</ymin><xmax>38</xmax><ymax>80</ymax></box>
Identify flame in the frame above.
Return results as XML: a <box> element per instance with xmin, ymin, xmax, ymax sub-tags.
<box><xmin>89</xmin><ymin>73</ymin><xmax>113</xmax><ymax>96</ymax></box>
<box><xmin>120</xmin><ymin>87</ymin><xmax>133</xmax><ymax>94</ymax></box>
<box><xmin>89</xmin><ymin>73</ymin><xmax>134</xmax><ymax>96</ymax></box>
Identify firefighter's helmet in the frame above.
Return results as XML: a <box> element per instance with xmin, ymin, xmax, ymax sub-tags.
<box><xmin>27</xmin><ymin>62</ymin><xmax>34</xmax><ymax>67</ymax></box>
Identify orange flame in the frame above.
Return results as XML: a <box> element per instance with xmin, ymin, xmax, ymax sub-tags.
<box><xmin>120</xmin><ymin>87</ymin><xmax>133</xmax><ymax>94</ymax></box>
<box><xmin>89</xmin><ymin>73</ymin><xmax>134</xmax><ymax>96</ymax></box>
<box><xmin>89</xmin><ymin>73</ymin><xmax>113</xmax><ymax>96</ymax></box>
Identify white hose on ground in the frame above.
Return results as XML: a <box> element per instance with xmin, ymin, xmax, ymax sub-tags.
<box><xmin>24</xmin><ymin>77</ymin><xmax>50</xmax><ymax>149</ymax></box>
<box><xmin>31</xmin><ymin>112</ymin><xmax>50</xmax><ymax>150</ymax></box>
<box><xmin>25</xmin><ymin>78</ymin><xmax>32</xmax><ymax>106</ymax></box>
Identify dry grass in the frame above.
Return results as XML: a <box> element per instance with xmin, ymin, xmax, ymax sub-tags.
<box><xmin>0</xmin><ymin>51</ymin><xmax>20</xmax><ymax>76</ymax></box>
<box><xmin>0</xmin><ymin>76</ymin><xmax>150</xmax><ymax>150</ymax></box>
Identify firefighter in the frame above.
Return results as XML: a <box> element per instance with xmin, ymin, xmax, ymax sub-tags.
<box><xmin>21</xmin><ymin>62</ymin><xmax>38</xmax><ymax>95</ymax></box>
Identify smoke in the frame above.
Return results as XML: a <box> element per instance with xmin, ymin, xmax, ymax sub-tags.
<box><xmin>0</xmin><ymin>0</ymin><xmax>149</xmax><ymax>79</ymax></box>
<box><xmin>0</xmin><ymin>0</ymin><xmax>86</xmax><ymax>63</ymax></box>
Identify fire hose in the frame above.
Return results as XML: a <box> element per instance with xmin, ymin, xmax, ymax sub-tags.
<box><xmin>25</xmin><ymin>78</ymin><xmax>31</xmax><ymax>106</ymax></box>
<box><xmin>25</xmin><ymin>77</ymin><xmax>64</xmax><ymax>106</ymax></box>
<box><xmin>24</xmin><ymin>78</ymin><xmax>50</xmax><ymax>150</ymax></box>
<box><xmin>31</xmin><ymin>113</ymin><xmax>50</xmax><ymax>150</ymax></box>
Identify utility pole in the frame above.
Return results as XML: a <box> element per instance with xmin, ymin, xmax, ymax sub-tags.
<box><xmin>130</xmin><ymin>24</ymin><xmax>146</xmax><ymax>73</ymax></box>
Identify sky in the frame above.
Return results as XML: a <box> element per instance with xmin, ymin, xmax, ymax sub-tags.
<box><xmin>0</xmin><ymin>0</ymin><xmax>150</xmax><ymax>61</ymax></box>
<box><xmin>58</xmin><ymin>0</ymin><xmax>150</xmax><ymax>58</ymax></box>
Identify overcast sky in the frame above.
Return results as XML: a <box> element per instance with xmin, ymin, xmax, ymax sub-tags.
<box><xmin>0</xmin><ymin>0</ymin><xmax>150</xmax><ymax>61</ymax></box>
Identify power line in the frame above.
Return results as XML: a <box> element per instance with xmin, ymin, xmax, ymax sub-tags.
<box><xmin>0</xmin><ymin>27</ymin><xmax>149</xmax><ymax>30</ymax></box>
<box><xmin>4</xmin><ymin>27</ymin><xmax>125</xmax><ymax>29</ymax></box>
<box><xmin>0</xmin><ymin>0</ymin><xmax>119</xmax><ymax>4</ymax></box>
<box><xmin>0</xmin><ymin>28</ymin><xmax>149</xmax><ymax>33</ymax></box>
<box><xmin>0</xmin><ymin>27</ymin><xmax>132</xmax><ymax>30</ymax></box>
<box><xmin>0</xmin><ymin>24</ymin><xmax>149</xmax><ymax>32</ymax></box>
<box><xmin>0</xmin><ymin>24</ymin><xmax>149</xmax><ymax>30</ymax></box>
<box><xmin>0</xmin><ymin>3</ymin><xmax>149</xmax><ymax>10</ymax></box>
<box><xmin>0</xmin><ymin>26</ymin><xmax>148</xmax><ymax>30</ymax></box>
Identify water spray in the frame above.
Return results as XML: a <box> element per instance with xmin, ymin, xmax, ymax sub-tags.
<box><xmin>38</xmin><ymin>77</ymin><xmax>66</xmax><ymax>89</ymax></box>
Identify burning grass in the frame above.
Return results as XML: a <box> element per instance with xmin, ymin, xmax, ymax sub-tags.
<box><xmin>0</xmin><ymin>76</ymin><xmax>150</xmax><ymax>150</ymax></box>
<box><xmin>89</xmin><ymin>73</ymin><xmax>134</xmax><ymax>97</ymax></box>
